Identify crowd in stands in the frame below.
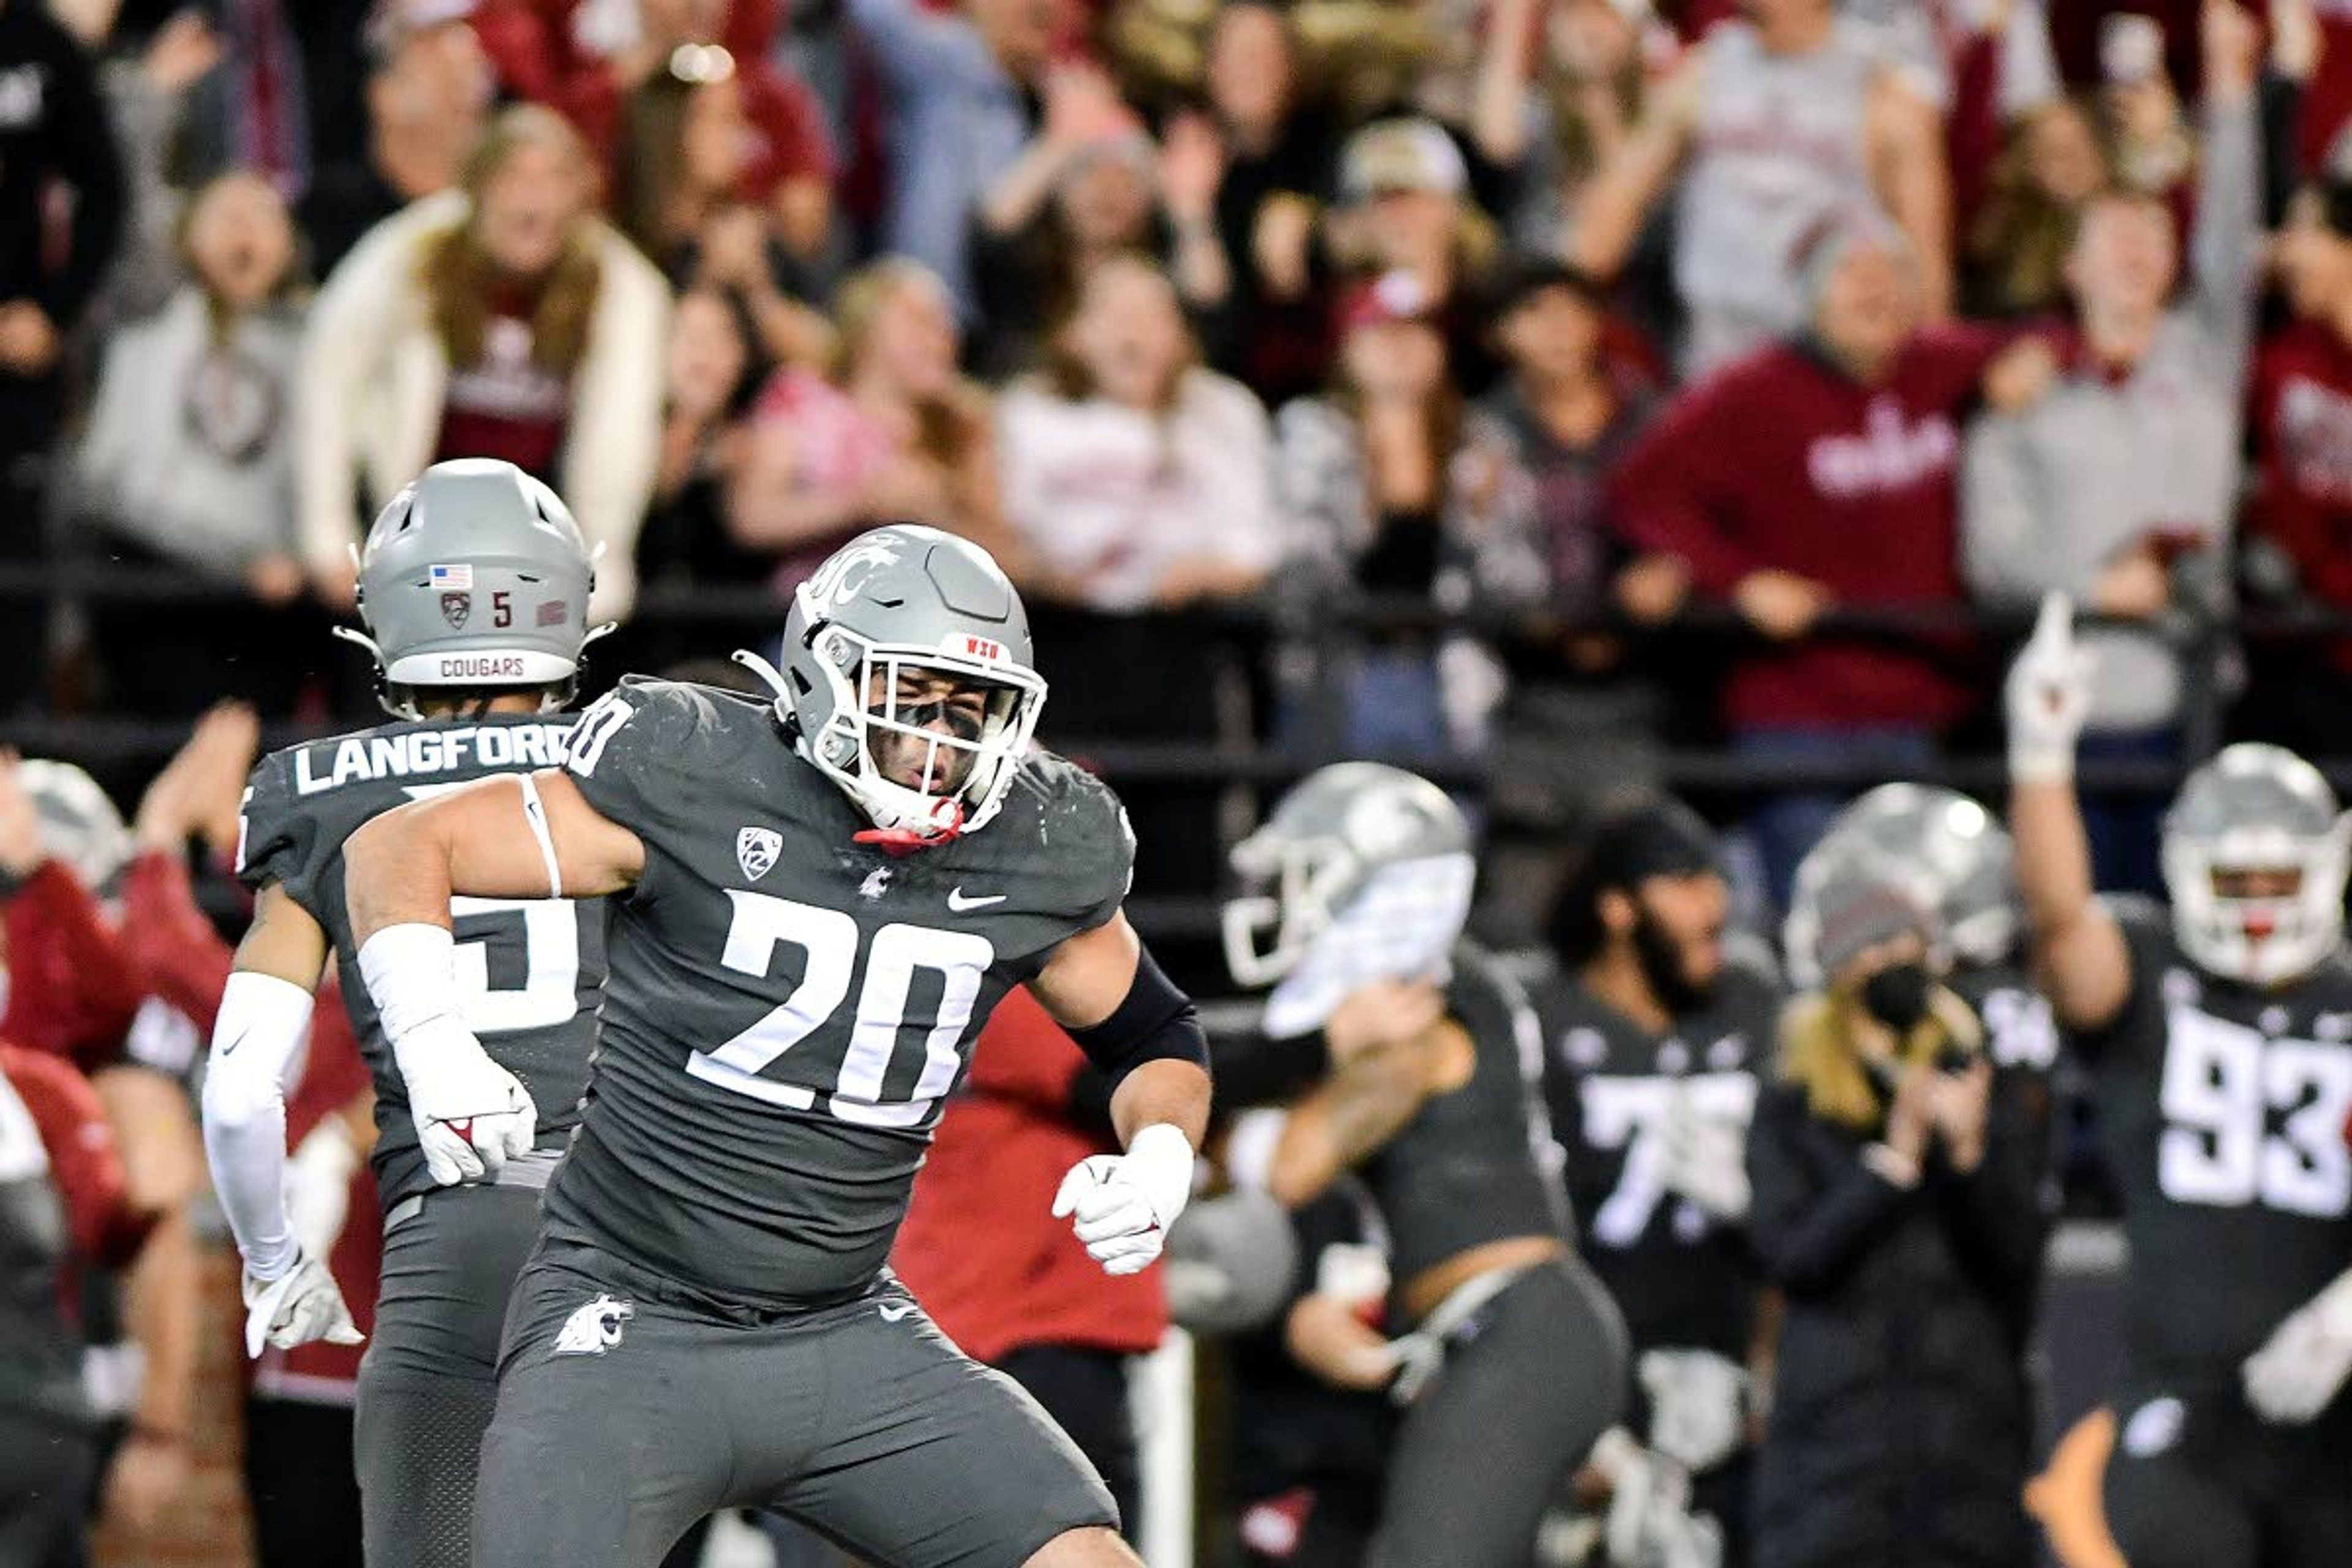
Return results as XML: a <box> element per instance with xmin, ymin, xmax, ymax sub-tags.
<box><xmin>9</xmin><ymin>0</ymin><xmax>2352</xmax><ymax>1562</ymax></box>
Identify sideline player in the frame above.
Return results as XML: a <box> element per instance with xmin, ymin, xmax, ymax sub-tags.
<box><xmin>2008</xmin><ymin>594</ymin><xmax>2352</xmax><ymax>1567</ymax></box>
<box><xmin>344</xmin><ymin>524</ymin><xmax>1212</xmax><ymax>1568</ymax></box>
<box><xmin>198</xmin><ymin>459</ymin><xmax>609</xmax><ymax>1568</ymax></box>
<box><xmin>1225</xmin><ymin>761</ymin><xmax>1628</xmax><ymax>1568</ymax></box>
<box><xmin>1539</xmin><ymin>799</ymin><xmax>1779</xmax><ymax>1566</ymax></box>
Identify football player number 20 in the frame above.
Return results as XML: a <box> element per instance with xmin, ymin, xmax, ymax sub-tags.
<box><xmin>685</xmin><ymin>889</ymin><xmax>995</xmax><ymax>1130</ymax></box>
<box><xmin>2158</xmin><ymin>1008</ymin><xmax>2352</xmax><ymax>1217</ymax></box>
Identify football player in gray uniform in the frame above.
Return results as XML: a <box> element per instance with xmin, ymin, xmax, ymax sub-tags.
<box><xmin>343</xmin><ymin>524</ymin><xmax>1212</xmax><ymax>1568</ymax></box>
<box><xmin>1226</xmin><ymin>762</ymin><xmax>1628</xmax><ymax>1568</ymax></box>
<box><xmin>200</xmin><ymin>459</ymin><xmax>612</xmax><ymax>1568</ymax></box>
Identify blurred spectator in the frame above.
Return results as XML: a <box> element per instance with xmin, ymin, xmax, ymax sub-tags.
<box><xmin>1000</xmin><ymin>254</ymin><xmax>1273</xmax><ymax>894</ymax></box>
<box><xmin>1000</xmin><ymin>254</ymin><xmax>1275</xmax><ymax>614</ymax></box>
<box><xmin>1539</xmin><ymin>800</ymin><xmax>1779</xmax><ymax>1567</ymax></box>
<box><xmin>1451</xmin><ymin>257</ymin><xmax>1669</xmax><ymax>937</ymax></box>
<box><xmin>299</xmin><ymin>0</ymin><xmax>494</xmax><ymax>276</ymax></box>
<box><xmin>296</xmin><ymin>105</ymin><xmax>671</xmax><ymax>623</ymax></box>
<box><xmin>2244</xmin><ymin>157</ymin><xmax>2352</xmax><ymax>755</ymax></box>
<box><xmin>848</xmin><ymin>0</ymin><xmax>1064</xmax><ymax>318</ymax></box>
<box><xmin>727</xmin><ymin>255</ymin><xmax>1009</xmax><ymax>591</ymax></box>
<box><xmin>635</xmin><ymin>284</ymin><xmax>774</xmax><ymax>606</ymax></box>
<box><xmin>1961</xmin><ymin>0</ymin><xmax>2263</xmax><ymax>896</ymax></box>
<box><xmin>1272</xmin><ymin>271</ymin><xmax>1469</xmax><ymax>756</ymax></box>
<box><xmin>77</xmin><ymin>172</ymin><xmax>309</xmax><ymax>719</ymax></box>
<box><xmin>1611</xmin><ymin>217</ymin><xmax>2035</xmax><ymax>907</ymax></box>
<box><xmin>0</xmin><ymin>1</ymin><xmax>126</xmax><ymax>717</ymax></box>
<box><xmin>1573</xmin><ymin>0</ymin><xmax>1950</xmax><ymax>378</ymax></box>
<box><xmin>967</xmin><ymin>92</ymin><xmax>1231</xmax><ymax>378</ymax></box>
<box><xmin>90</xmin><ymin>10</ymin><xmax>227</xmax><ymax>333</ymax></box>
<box><xmin>0</xmin><ymin>1041</ymin><xmax>160</xmax><ymax>1568</ymax></box>
<box><xmin>603</xmin><ymin>0</ymin><xmax>835</xmax><ymax>271</ymax></box>
<box><xmin>1964</xmin><ymin>98</ymin><xmax>2113</xmax><ymax>318</ymax></box>
<box><xmin>1325</xmin><ymin>117</ymin><xmax>1504</xmax><ymax>390</ymax></box>
<box><xmin>1747</xmin><ymin>869</ymin><xmax>2047</xmax><ymax>1568</ymax></box>
<box><xmin>1470</xmin><ymin>0</ymin><xmax>1653</xmax><ymax>255</ymax></box>
<box><xmin>893</xmin><ymin>987</ymin><xmax>1166</xmax><ymax>1535</ymax></box>
<box><xmin>1190</xmin><ymin>1</ymin><xmax>1339</xmax><ymax>405</ymax></box>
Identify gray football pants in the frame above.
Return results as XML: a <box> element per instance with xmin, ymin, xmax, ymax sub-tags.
<box><xmin>473</xmin><ymin>1236</ymin><xmax>1117</xmax><ymax>1568</ymax></box>
<box><xmin>353</xmin><ymin>1182</ymin><xmax>545</xmax><ymax>1568</ymax></box>
<box><xmin>1368</xmin><ymin>1253</ymin><xmax>1630</xmax><ymax>1568</ymax></box>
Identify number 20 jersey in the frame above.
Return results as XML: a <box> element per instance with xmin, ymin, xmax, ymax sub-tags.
<box><xmin>237</xmin><ymin>713</ymin><xmax>609</xmax><ymax>1211</ymax></box>
<box><xmin>2078</xmin><ymin>908</ymin><xmax>2352</xmax><ymax>1384</ymax></box>
<box><xmin>545</xmin><ymin>678</ymin><xmax>1136</xmax><ymax>1308</ymax></box>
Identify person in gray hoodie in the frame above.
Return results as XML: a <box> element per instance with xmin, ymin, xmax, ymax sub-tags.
<box><xmin>1958</xmin><ymin>0</ymin><xmax>2265</xmax><ymax>894</ymax></box>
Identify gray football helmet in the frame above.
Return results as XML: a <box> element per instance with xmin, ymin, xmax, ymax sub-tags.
<box><xmin>336</xmin><ymin>459</ymin><xmax>601</xmax><ymax>718</ymax></box>
<box><xmin>1785</xmin><ymin>783</ymin><xmax>2018</xmax><ymax>987</ymax></box>
<box><xmin>1223</xmin><ymin>761</ymin><xmax>1473</xmax><ymax>987</ymax></box>
<box><xmin>2163</xmin><ymin>743</ymin><xmax>2352</xmax><ymax>986</ymax></box>
<box><xmin>746</xmin><ymin>525</ymin><xmax>1046</xmax><ymax>842</ymax></box>
<box><xmin>17</xmin><ymin>759</ymin><xmax>130</xmax><ymax>897</ymax></box>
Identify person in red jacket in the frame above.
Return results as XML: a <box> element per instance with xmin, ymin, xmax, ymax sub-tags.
<box><xmin>892</xmin><ymin>986</ymin><xmax>1170</xmax><ymax>1536</ymax></box>
<box><xmin>1608</xmin><ymin>213</ymin><xmax>2045</xmax><ymax>907</ymax></box>
<box><xmin>0</xmin><ymin>1041</ymin><xmax>160</xmax><ymax>1568</ymax></box>
<box><xmin>2247</xmin><ymin>164</ymin><xmax>2352</xmax><ymax>754</ymax></box>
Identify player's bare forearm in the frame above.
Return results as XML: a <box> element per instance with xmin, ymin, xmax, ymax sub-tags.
<box><xmin>2011</xmin><ymin>777</ymin><xmax>2132</xmax><ymax>1029</ymax></box>
<box><xmin>232</xmin><ymin>881</ymin><xmax>330</xmax><ymax>990</ymax></box>
<box><xmin>345</xmin><ymin>768</ymin><xmax>643</xmax><ymax>946</ymax></box>
<box><xmin>1268</xmin><ymin>1044</ymin><xmax>1430</xmax><ymax>1206</ymax></box>
<box><xmin>1109</xmin><ymin>1058</ymin><xmax>1209</xmax><ymax>1150</ymax></box>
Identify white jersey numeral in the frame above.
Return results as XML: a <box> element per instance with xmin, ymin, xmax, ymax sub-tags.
<box><xmin>2157</xmin><ymin>1006</ymin><xmax>2352</xmax><ymax>1217</ymax></box>
<box><xmin>404</xmin><ymin>783</ymin><xmax>587</xmax><ymax>1037</ymax></box>
<box><xmin>687</xmin><ymin>888</ymin><xmax>996</xmax><ymax>1126</ymax></box>
<box><xmin>1577</xmin><ymin>1071</ymin><xmax>1757</xmax><ymax>1248</ymax></box>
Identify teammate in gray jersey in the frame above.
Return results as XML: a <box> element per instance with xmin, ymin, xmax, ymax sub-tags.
<box><xmin>1226</xmin><ymin>763</ymin><xmax>1627</xmax><ymax>1568</ymax></box>
<box><xmin>342</xmin><ymin>524</ymin><xmax>1212</xmax><ymax>1568</ymax></box>
<box><xmin>199</xmin><ymin>459</ymin><xmax>610</xmax><ymax>1568</ymax></box>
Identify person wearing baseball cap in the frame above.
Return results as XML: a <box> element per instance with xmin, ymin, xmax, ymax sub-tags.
<box><xmin>1333</xmin><ymin>116</ymin><xmax>1503</xmax><ymax>388</ymax></box>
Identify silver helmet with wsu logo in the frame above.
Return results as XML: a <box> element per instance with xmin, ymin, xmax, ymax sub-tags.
<box><xmin>337</xmin><ymin>459</ymin><xmax>600</xmax><ymax>718</ymax></box>
<box><xmin>760</xmin><ymin>524</ymin><xmax>1046</xmax><ymax>843</ymax></box>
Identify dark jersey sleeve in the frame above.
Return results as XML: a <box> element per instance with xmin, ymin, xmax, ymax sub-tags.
<box><xmin>562</xmin><ymin>678</ymin><xmax>742</xmax><ymax>854</ymax></box>
<box><xmin>1021</xmin><ymin>754</ymin><xmax>1136</xmax><ymax>933</ymax></box>
<box><xmin>235</xmin><ymin>749</ymin><xmax>331</xmax><ymax>922</ymax></box>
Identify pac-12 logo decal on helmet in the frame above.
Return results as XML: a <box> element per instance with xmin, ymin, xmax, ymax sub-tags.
<box><xmin>551</xmin><ymin>1294</ymin><xmax>635</xmax><ymax>1357</ymax></box>
<box><xmin>439</xmin><ymin>592</ymin><xmax>472</xmax><ymax>630</ymax></box>
<box><xmin>800</xmin><ymin>535</ymin><xmax>903</xmax><ymax>617</ymax></box>
<box><xmin>737</xmin><ymin>827</ymin><xmax>783</xmax><ymax>883</ymax></box>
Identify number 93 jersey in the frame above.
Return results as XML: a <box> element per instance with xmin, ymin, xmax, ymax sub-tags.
<box><xmin>237</xmin><ymin>713</ymin><xmax>609</xmax><ymax>1211</ymax></box>
<box><xmin>546</xmin><ymin>678</ymin><xmax>1135</xmax><ymax>1307</ymax></box>
<box><xmin>2077</xmin><ymin>905</ymin><xmax>2352</xmax><ymax>1382</ymax></box>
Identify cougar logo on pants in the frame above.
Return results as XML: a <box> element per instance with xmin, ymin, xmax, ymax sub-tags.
<box><xmin>552</xmin><ymin>1294</ymin><xmax>635</xmax><ymax>1357</ymax></box>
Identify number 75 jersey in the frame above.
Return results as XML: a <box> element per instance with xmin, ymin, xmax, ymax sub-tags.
<box><xmin>238</xmin><ymin>712</ymin><xmax>609</xmax><ymax>1212</ymax></box>
<box><xmin>546</xmin><ymin>678</ymin><xmax>1135</xmax><ymax>1307</ymax></box>
<box><xmin>2079</xmin><ymin>908</ymin><xmax>2352</xmax><ymax>1381</ymax></box>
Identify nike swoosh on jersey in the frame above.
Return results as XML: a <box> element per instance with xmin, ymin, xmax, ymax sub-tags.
<box><xmin>946</xmin><ymin>888</ymin><xmax>1007</xmax><ymax>911</ymax></box>
<box><xmin>876</xmin><ymin>1301</ymin><xmax>914</xmax><ymax>1322</ymax></box>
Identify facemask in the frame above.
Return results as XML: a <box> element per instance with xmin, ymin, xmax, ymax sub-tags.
<box><xmin>1860</xmin><ymin>961</ymin><xmax>1933</xmax><ymax>1034</ymax></box>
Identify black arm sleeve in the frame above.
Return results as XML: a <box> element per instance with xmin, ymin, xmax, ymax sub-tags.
<box><xmin>1063</xmin><ymin>942</ymin><xmax>1210</xmax><ymax>1091</ymax></box>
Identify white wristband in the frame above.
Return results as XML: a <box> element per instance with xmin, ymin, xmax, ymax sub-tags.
<box><xmin>2007</xmin><ymin>744</ymin><xmax>2075</xmax><ymax>786</ymax></box>
<box><xmin>356</xmin><ymin>922</ymin><xmax>458</xmax><ymax>1042</ymax></box>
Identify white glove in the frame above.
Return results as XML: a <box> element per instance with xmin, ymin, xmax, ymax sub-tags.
<box><xmin>1640</xmin><ymin>1348</ymin><xmax>1750</xmax><ymax>1473</ymax></box>
<box><xmin>391</xmin><ymin>1014</ymin><xmax>537</xmax><ymax>1187</ymax></box>
<box><xmin>284</xmin><ymin>1118</ymin><xmax>360</xmax><ymax>1263</ymax></box>
<box><xmin>1050</xmin><ymin>1123</ymin><xmax>1194</xmax><ymax>1276</ymax></box>
<box><xmin>1658</xmin><ymin>1102</ymin><xmax>1750</xmax><ymax>1223</ymax></box>
<box><xmin>1385</xmin><ymin>1329</ymin><xmax>1444</xmax><ymax>1406</ymax></box>
<box><xmin>2003</xmin><ymin>591</ymin><xmax>2095</xmax><ymax>783</ymax></box>
<box><xmin>242</xmin><ymin>1249</ymin><xmax>363</xmax><ymax>1357</ymax></box>
<box><xmin>2242</xmin><ymin>1268</ymin><xmax>2352</xmax><ymax>1423</ymax></box>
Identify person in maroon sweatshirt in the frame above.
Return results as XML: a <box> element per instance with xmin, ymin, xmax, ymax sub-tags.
<box><xmin>2247</xmin><ymin>167</ymin><xmax>2352</xmax><ymax>754</ymax></box>
<box><xmin>1609</xmin><ymin>213</ymin><xmax>2045</xmax><ymax>906</ymax></box>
